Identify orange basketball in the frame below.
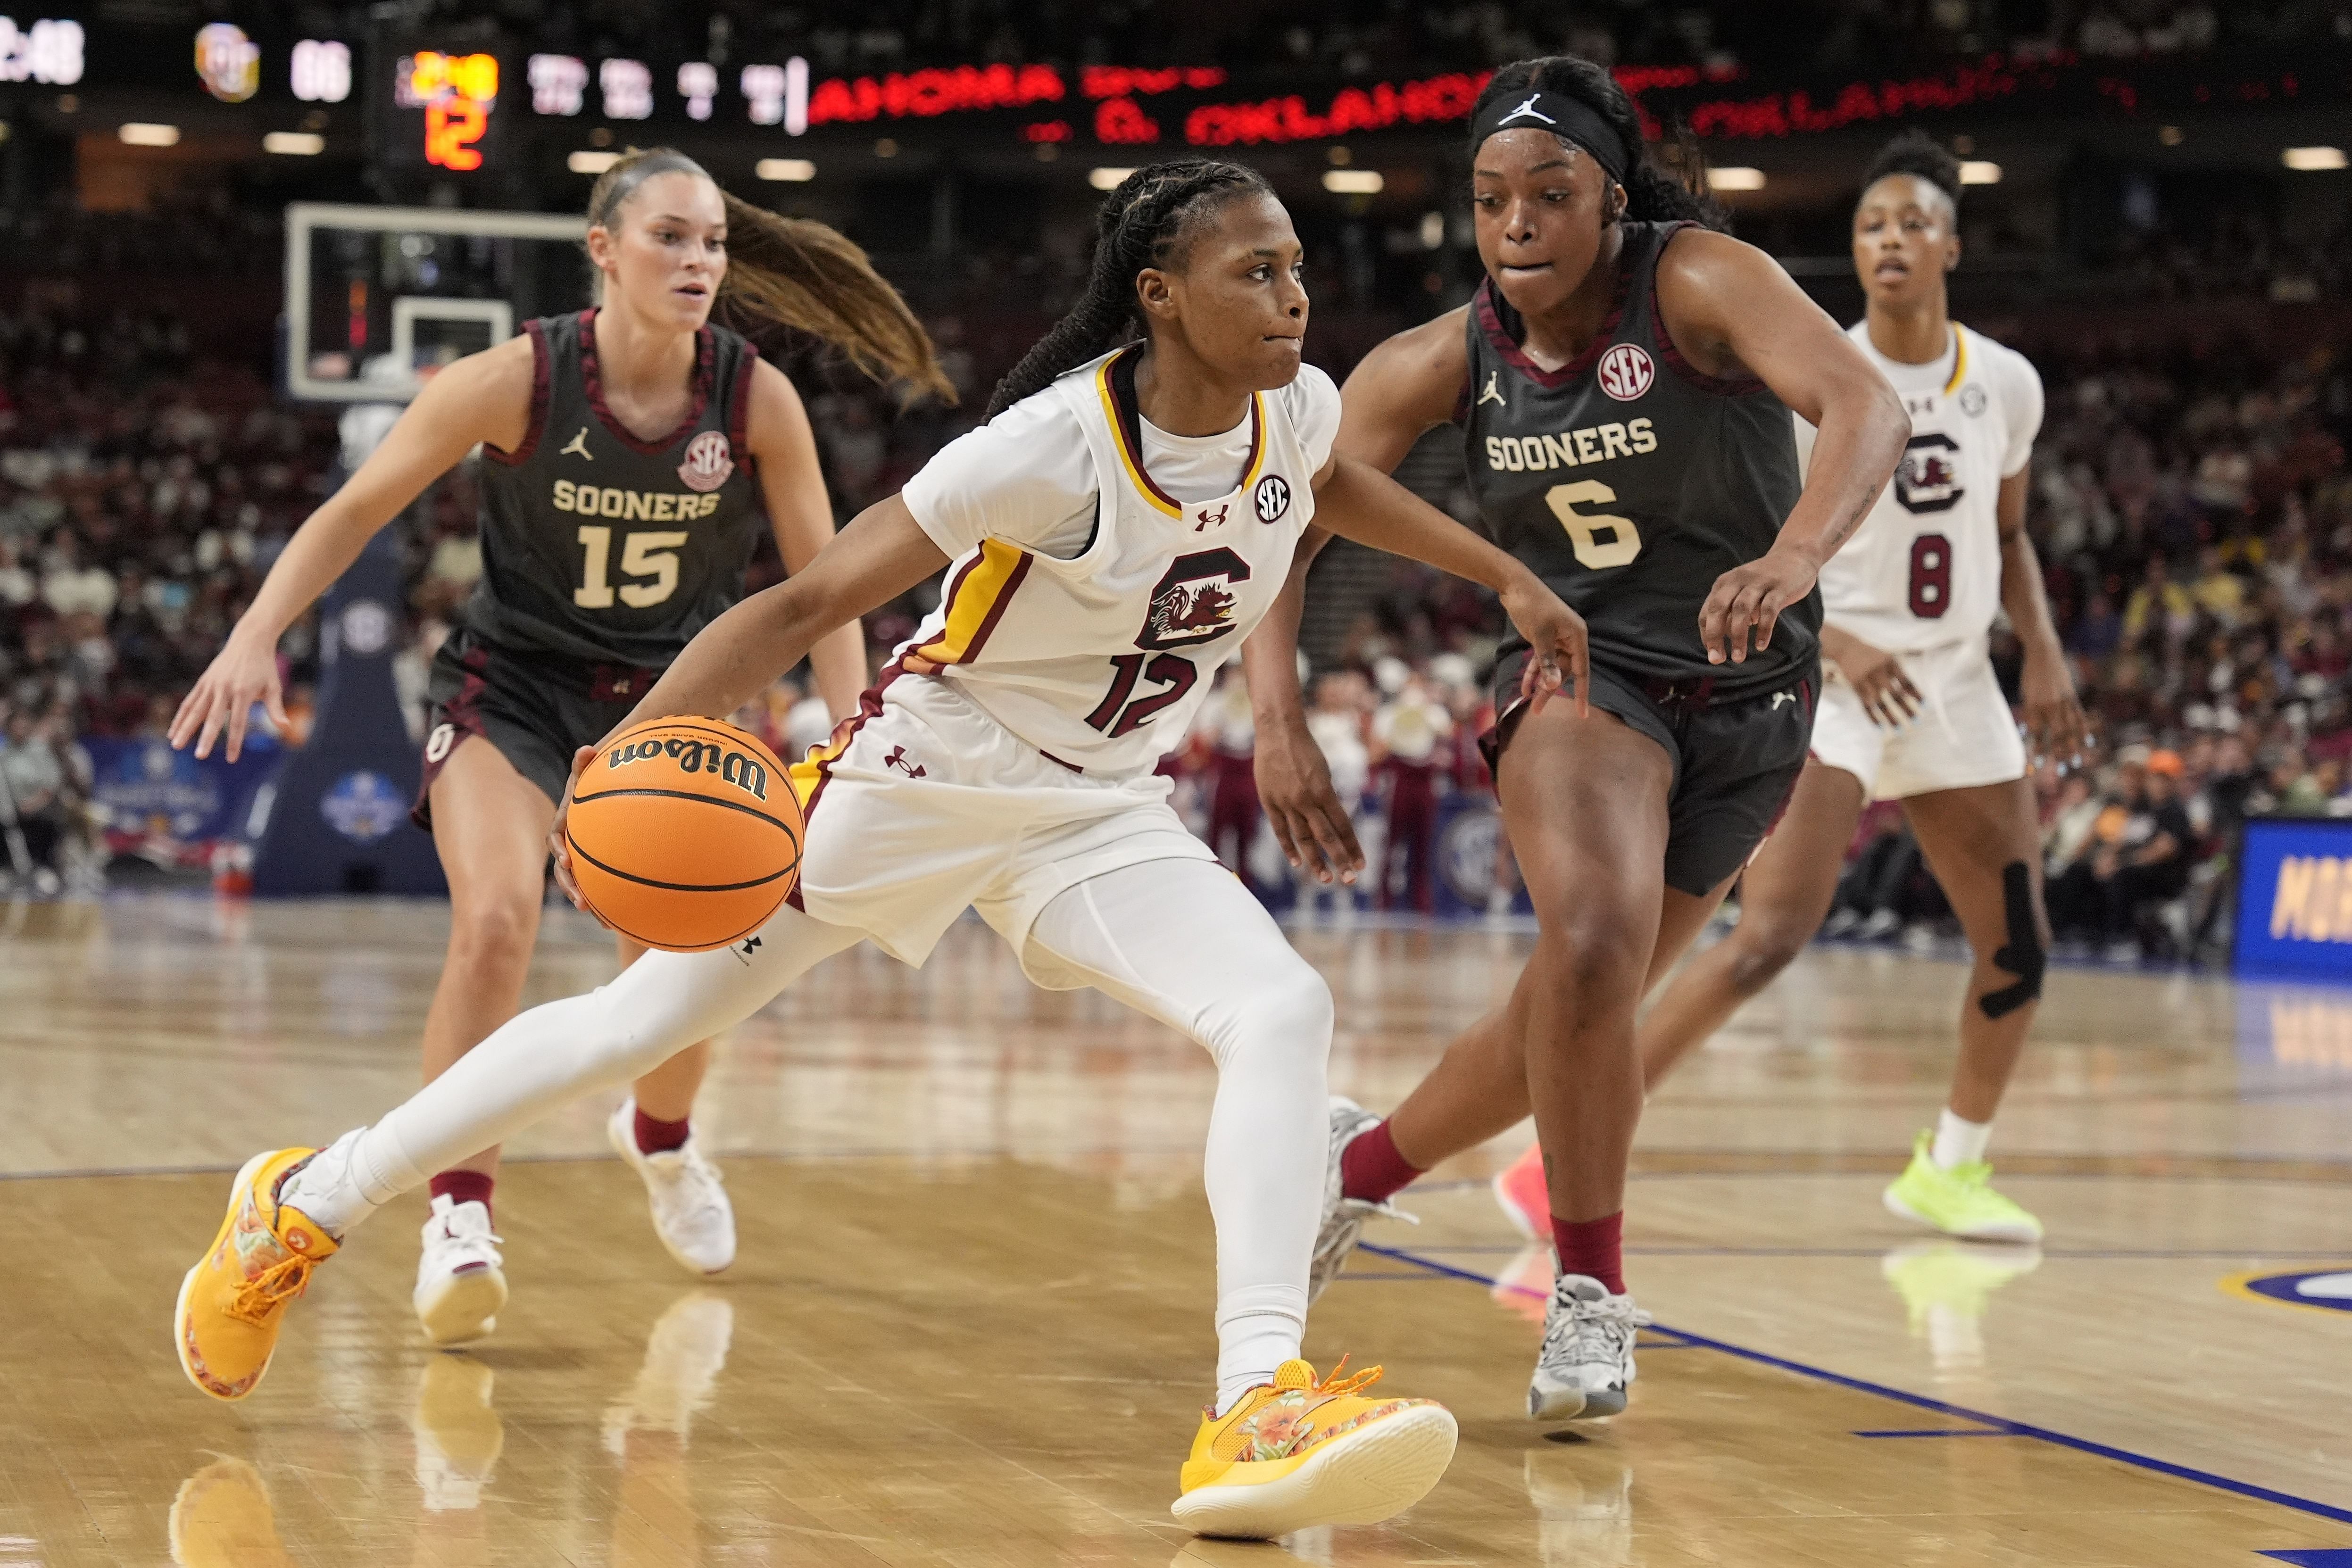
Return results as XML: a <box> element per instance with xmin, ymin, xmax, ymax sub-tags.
<box><xmin>564</xmin><ymin>717</ymin><xmax>803</xmax><ymax>953</ymax></box>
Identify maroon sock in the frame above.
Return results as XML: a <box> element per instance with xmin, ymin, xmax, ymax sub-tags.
<box><xmin>1339</xmin><ymin>1120</ymin><xmax>1422</xmax><ymax>1204</ymax></box>
<box><xmin>1551</xmin><ymin>1211</ymin><xmax>1625</xmax><ymax>1295</ymax></box>
<box><xmin>633</xmin><ymin>1107</ymin><xmax>692</xmax><ymax>1155</ymax></box>
<box><xmin>429</xmin><ymin>1170</ymin><xmax>494</xmax><ymax>1221</ymax></box>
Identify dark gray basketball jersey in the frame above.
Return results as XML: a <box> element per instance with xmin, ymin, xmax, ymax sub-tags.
<box><xmin>1462</xmin><ymin>220</ymin><xmax>1815</xmax><ymax>695</ymax></box>
<box><xmin>461</xmin><ymin>308</ymin><xmax>765</xmax><ymax>668</ymax></box>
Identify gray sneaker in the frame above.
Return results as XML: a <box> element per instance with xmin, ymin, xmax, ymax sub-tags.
<box><xmin>1308</xmin><ymin>1097</ymin><xmax>1417</xmax><ymax>1303</ymax></box>
<box><xmin>1528</xmin><ymin>1274</ymin><xmax>1650</xmax><ymax>1420</ymax></box>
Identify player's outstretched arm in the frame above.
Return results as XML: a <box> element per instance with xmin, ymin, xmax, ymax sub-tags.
<box><xmin>548</xmin><ymin>492</ymin><xmax>948</xmax><ymax>910</ymax></box>
<box><xmin>1308</xmin><ymin>451</ymin><xmax>1588</xmax><ymax>719</ymax></box>
<box><xmin>1240</xmin><ymin>526</ymin><xmax>1362</xmax><ymax>885</ymax></box>
<box><xmin>1240</xmin><ymin>308</ymin><xmax>1479</xmax><ymax>882</ymax></box>
<box><xmin>168</xmin><ymin>339</ymin><xmax>537</xmax><ymax>761</ymax></box>
<box><xmin>1656</xmin><ymin>229</ymin><xmax>1910</xmax><ymax>665</ymax></box>
<box><xmin>613</xmin><ymin>493</ymin><xmax>945</xmax><ymax>733</ymax></box>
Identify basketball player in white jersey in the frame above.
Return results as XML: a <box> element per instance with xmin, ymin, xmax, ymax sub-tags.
<box><xmin>175</xmin><ymin>159</ymin><xmax>1593</xmax><ymax>1540</ymax></box>
<box><xmin>169</xmin><ymin>150</ymin><xmax>942</xmax><ymax>1344</ymax></box>
<box><xmin>1488</xmin><ymin>129</ymin><xmax>2088</xmax><ymax>1245</ymax></box>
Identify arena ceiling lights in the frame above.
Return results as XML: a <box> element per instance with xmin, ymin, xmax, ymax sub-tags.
<box><xmin>2282</xmin><ymin>145</ymin><xmax>2347</xmax><ymax>169</ymax></box>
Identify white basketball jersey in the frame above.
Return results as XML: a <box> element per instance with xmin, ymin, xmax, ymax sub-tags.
<box><xmin>890</xmin><ymin>347</ymin><xmax>1319</xmax><ymax>774</ymax></box>
<box><xmin>1799</xmin><ymin>323</ymin><xmax>2043</xmax><ymax>655</ymax></box>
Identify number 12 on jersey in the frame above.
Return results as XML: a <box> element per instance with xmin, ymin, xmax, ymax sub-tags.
<box><xmin>1085</xmin><ymin>652</ymin><xmax>1197</xmax><ymax>738</ymax></box>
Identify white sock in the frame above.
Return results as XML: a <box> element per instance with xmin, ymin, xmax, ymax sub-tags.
<box><xmin>1930</xmin><ymin>1108</ymin><xmax>1992</xmax><ymax>1170</ymax></box>
<box><xmin>279</xmin><ymin>1127</ymin><xmax>415</xmax><ymax>1237</ymax></box>
<box><xmin>1214</xmin><ymin>1286</ymin><xmax>1305</xmax><ymax>1416</ymax></box>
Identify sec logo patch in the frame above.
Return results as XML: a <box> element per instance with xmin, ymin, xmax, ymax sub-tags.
<box><xmin>1253</xmin><ymin>473</ymin><xmax>1292</xmax><ymax>523</ymax></box>
<box><xmin>677</xmin><ymin>429</ymin><xmax>734</xmax><ymax>493</ymax></box>
<box><xmin>1596</xmin><ymin>343</ymin><xmax>1654</xmax><ymax>402</ymax></box>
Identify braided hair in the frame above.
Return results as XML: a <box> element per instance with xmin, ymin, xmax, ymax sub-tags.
<box><xmin>984</xmin><ymin>158</ymin><xmax>1275</xmax><ymax>420</ymax></box>
<box><xmin>1471</xmin><ymin>57</ymin><xmax>1726</xmax><ymax>232</ymax></box>
<box><xmin>1860</xmin><ymin>129</ymin><xmax>1963</xmax><ymax>211</ymax></box>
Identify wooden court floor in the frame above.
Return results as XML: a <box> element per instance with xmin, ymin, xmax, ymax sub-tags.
<box><xmin>4</xmin><ymin>894</ymin><xmax>2351</xmax><ymax>1566</ymax></box>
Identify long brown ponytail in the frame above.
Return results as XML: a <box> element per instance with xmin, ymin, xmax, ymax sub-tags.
<box><xmin>585</xmin><ymin>148</ymin><xmax>956</xmax><ymax>406</ymax></box>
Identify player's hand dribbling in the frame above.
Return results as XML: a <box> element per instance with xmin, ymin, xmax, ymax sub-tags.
<box><xmin>1498</xmin><ymin>572</ymin><xmax>1590</xmax><ymax>719</ymax></box>
<box><xmin>1255</xmin><ymin>714</ymin><xmax>1364</xmax><ymax>886</ymax></box>
<box><xmin>546</xmin><ymin>744</ymin><xmax>609</xmax><ymax>925</ymax></box>
<box><xmin>2020</xmin><ymin>642</ymin><xmax>2090</xmax><ymax>765</ymax></box>
<box><xmin>167</xmin><ymin>632</ymin><xmax>289</xmax><ymax>763</ymax></box>
<box><xmin>1699</xmin><ymin>546</ymin><xmax>1819</xmax><ymax>667</ymax></box>
<box><xmin>1825</xmin><ymin>633</ymin><xmax>1923</xmax><ymax>730</ymax></box>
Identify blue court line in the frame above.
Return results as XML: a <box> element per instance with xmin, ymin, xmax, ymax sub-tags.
<box><xmin>2261</xmin><ymin>1551</ymin><xmax>2352</xmax><ymax>1566</ymax></box>
<box><xmin>1359</xmin><ymin>1240</ymin><xmax>2352</xmax><ymax>1531</ymax></box>
<box><xmin>1853</xmin><ymin>1428</ymin><xmax>2017</xmax><ymax>1438</ymax></box>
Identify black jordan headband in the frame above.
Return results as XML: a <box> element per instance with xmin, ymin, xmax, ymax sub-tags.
<box><xmin>1470</xmin><ymin>90</ymin><xmax>1630</xmax><ymax>187</ymax></box>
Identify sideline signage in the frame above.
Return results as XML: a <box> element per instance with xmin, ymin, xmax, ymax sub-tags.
<box><xmin>2234</xmin><ymin>818</ymin><xmax>2352</xmax><ymax>981</ymax></box>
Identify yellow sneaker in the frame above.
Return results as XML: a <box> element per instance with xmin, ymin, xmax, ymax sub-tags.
<box><xmin>1882</xmin><ymin>1130</ymin><xmax>2044</xmax><ymax>1243</ymax></box>
<box><xmin>1171</xmin><ymin>1357</ymin><xmax>1458</xmax><ymax>1539</ymax></box>
<box><xmin>174</xmin><ymin>1148</ymin><xmax>339</xmax><ymax>1401</ymax></box>
<box><xmin>168</xmin><ymin>1456</ymin><xmax>291</xmax><ymax>1568</ymax></box>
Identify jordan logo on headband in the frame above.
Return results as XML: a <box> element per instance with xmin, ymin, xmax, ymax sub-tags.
<box><xmin>1499</xmin><ymin>95</ymin><xmax>1557</xmax><ymax>126</ymax></box>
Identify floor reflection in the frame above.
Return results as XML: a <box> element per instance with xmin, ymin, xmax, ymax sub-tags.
<box><xmin>169</xmin><ymin>1457</ymin><xmax>290</xmax><ymax>1568</ymax></box>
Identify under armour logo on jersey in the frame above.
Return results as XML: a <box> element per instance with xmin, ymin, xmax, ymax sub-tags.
<box><xmin>734</xmin><ymin>934</ymin><xmax>762</xmax><ymax>965</ymax></box>
<box><xmin>1477</xmin><ymin>372</ymin><xmax>1506</xmax><ymax>408</ymax></box>
<box><xmin>1498</xmin><ymin>95</ymin><xmax>1556</xmax><ymax>126</ymax></box>
<box><xmin>559</xmin><ymin>426</ymin><xmax>593</xmax><ymax>460</ymax></box>
<box><xmin>1195</xmin><ymin>502</ymin><xmax>1229</xmax><ymax>532</ymax></box>
<box><xmin>1772</xmin><ymin>690</ymin><xmax>1795</xmax><ymax>708</ymax></box>
<box><xmin>884</xmin><ymin>745</ymin><xmax>926</xmax><ymax>778</ymax></box>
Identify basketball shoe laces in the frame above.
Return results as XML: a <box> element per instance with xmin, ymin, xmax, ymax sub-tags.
<box><xmin>1301</xmin><ymin>1353</ymin><xmax>1384</xmax><ymax>1400</ymax></box>
<box><xmin>1540</xmin><ymin>1288</ymin><xmax>1651</xmax><ymax>1373</ymax></box>
<box><xmin>228</xmin><ymin>1254</ymin><xmax>316</xmax><ymax>1327</ymax></box>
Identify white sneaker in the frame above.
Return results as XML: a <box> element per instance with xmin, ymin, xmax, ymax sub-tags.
<box><xmin>1855</xmin><ymin>908</ymin><xmax>1902</xmax><ymax>942</ymax></box>
<box><xmin>411</xmin><ymin>1354</ymin><xmax>503</xmax><ymax>1512</ymax></box>
<box><xmin>1308</xmin><ymin>1097</ymin><xmax>1417</xmax><ymax>1304</ymax></box>
<box><xmin>1528</xmin><ymin>1274</ymin><xmax>1649</xmax><ymax>1421</ymax></box>
<box><xmin>608</xmin><ymin>1099</ymin><xmax>736</xmax><ymax>1276</ymax></box>
<box><xmin>603</xmin><ymin>1292</ymin><xmax>735</xmax><ymax>1456</ymax></box>
<box><xmin>415</xmin><ymin>1195</ymin><xmax>507</xmax><ymax>1347</ymax></box>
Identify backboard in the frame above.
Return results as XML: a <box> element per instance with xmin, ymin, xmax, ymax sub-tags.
<box><xmin>283</xmin><ymin>202</ymin><xmax>591</xmax><ymax>404</ymax></box>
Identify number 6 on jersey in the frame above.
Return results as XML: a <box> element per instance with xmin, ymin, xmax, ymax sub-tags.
<box><xmin>1544</xmin><ymin>480</ymin><xmax>1643</xmax><ymax>570</ymax></box>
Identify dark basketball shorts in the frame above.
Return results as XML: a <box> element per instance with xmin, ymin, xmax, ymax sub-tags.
<box><xmin>413</xmin><ymin>627</ymin><xmax>661</xmax><ymax>832</ymax></box>
<box><xmin>1487</xmin><ymin>653</ymin><xmax>1818</xmax><ymax>897</ymax></box>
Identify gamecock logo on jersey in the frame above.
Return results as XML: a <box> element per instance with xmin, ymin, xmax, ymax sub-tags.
<box><xmin>1136</xmin><ymin>547</ymin><xmax>1254</xmax><ymax>650</ymax></box>
<box><xmin>1894</xmin><ymin>432</ymin><xmax>1964</xmax><ymax>514</ymax></box>
<box><xmin>677</xmin><ymin>430</ymin><xmax>734</xmax><ymax>493</ymax></box>
<box><xmin>1596</xmin><ymin>343</ymin><xmax>1654</xmax><ymax>402</ymax></box>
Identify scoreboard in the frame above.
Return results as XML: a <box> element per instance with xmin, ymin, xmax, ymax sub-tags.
<box><xmin>367</xmin><ymin>31</ymin><xmax>505</xmax><ymax>177</ymax></box>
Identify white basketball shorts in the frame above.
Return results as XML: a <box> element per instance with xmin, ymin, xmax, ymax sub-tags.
<box><xmin>787</xmin><ymin>672</ymin><xmax>1217</xmax><ymax>976</ymax></box>
<box><xmin>1807</xmin><ymin>636</ymin><xmax>2028</xmax><ymax>802</ymax></box>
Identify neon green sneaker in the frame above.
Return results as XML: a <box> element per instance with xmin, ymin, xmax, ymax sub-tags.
<box><xmin>1881</xmin><ymin>1240</ymin><xmax>2041</xmax><ymax>1370</ymax></box>
<box><xmin>1881</xmin><ymin>1130</ymin><xmax>2044</xmax><ymax>1243</ymax></box>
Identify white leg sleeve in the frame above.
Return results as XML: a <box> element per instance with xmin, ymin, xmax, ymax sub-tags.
<box><xmin>1024</xmin><ymin>860</ymin><xmax>1333</xmax><ymax>1410</ymax></box>
<box><xmin>286</xmin><ymin>905</ymin><xmax>863</xmax><ymax>1234</ymax></box>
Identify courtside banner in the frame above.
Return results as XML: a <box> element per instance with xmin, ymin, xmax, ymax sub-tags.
<box><xmin>2234</xmin><ymin>818</ymin><xmax>2352</xmax><ymax>982</ymax></box>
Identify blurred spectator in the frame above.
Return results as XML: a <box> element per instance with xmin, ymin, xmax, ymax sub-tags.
<box><xmin>1191</xmin><ymin>664</ymin><xmax>1263</xmax><ymax>891</ymax></box>
<box><xmin>1371</xmin><ymin>670</ymin><xmax>1452</xmax><ymax>914</ymax></box>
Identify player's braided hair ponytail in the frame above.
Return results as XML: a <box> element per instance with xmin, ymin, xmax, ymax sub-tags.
<box><xmin>586</xmin><ymin>147</ymin><xmax>955</xmax><ymax>405</ymax></box>
<box><xmin>983</xmin><ymin>158</ymin><xmax>1275</xmax><ymax>421</ymax></box>
<box><xmin>1473</xmin><ymin>57</ymin><xmax>1727</xmax><ymax>232</ymax></box>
